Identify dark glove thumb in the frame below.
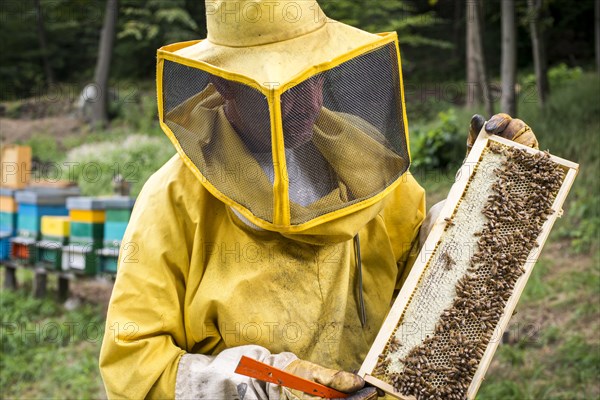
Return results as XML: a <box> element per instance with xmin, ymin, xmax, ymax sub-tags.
<box><xmin>467</xmin><ymin>114</ymin><xmax>486</xmax><ymax>154</ymax></box>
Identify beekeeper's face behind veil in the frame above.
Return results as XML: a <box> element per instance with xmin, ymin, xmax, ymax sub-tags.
<box><xmin>211</xmin><ymin>75</ymin><xmax>325</xmax><ymax>153</ymax></box>
<box><xmin>157</xmin><ymin>0</ymin><xmax>412</xmax><ymax>238</ymax></box>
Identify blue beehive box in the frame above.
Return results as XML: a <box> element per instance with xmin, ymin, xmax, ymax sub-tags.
<box><xmin>104</xmin><ymin>222</ymin><xmax>128</xmax><ymax>243</ymax></box>
<box><xmin>17</xmin><ymin>204</ymin><xmax>69</xmax><ymax>238</ymax></box>
<box><xmin>15</xmin><ymin>188</ymin><xmax>79</xmax><ymax>239</ymax></box>
<box><xmin>0</xmin><ymin>231</ymin><xmax>11</xmax><ymax>261</ymax></box>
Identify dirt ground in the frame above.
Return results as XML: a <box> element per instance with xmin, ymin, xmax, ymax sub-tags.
<box><xmin>0</xmin><ymin>116</ymin><xmax>84</xmax><ymax>144</ymax></box>
<box><xmin>0</xmin><ymin>95</ymin><xmax>85</xmax><ymax>145</ymax></box>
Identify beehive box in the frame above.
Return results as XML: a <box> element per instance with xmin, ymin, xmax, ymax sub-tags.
<box><xmin>1</xmin><ymin>145</ymin><xmax>31</xmax><ymax>189</ymax></box>
<box><xmin>0</xmin><ymin>231</ymin><xmax>11</xmax><ymax>261</ymax></box>
<box><xmin>62</xmin><ymin>244</ymin><xmax>99</xmax><ymax>275</ymax></box>
<box><xmin>97</xmin><ymin>247</ymin><xmax>120</xmax><ymax>274</ymax></box>
<box><xmin>41</xmin><ymin>216</ymin><xmax>70</xmax><ymax>237</ymax></box>
<box><xmin>0</xmin><ymin>188</ymin><xmax>17</xmax><ymax>234</ymax></box>
<box><xmin>103</xmin><ymin>222</ymin><xmax>128</xmax><ymax>248</ymax></box>
<box><xmin>16</xmin><ymin>204</ymin><xmax>69</xmax><ymax>238</ymax></box>
<box><xmin>9</xmin><ymin>236</ymin><xmax>36</xmax><ymax>264</ymax></box>
<box><xmin>66</xmin><ymin>197</ymin><xmax>105</xmax><ymax>249</ymax></box>
<box><xmin>359</xmin><ymin>132</ymin><xmax>578</xmax><ymax>400</ymax></box>
<box><xmin>103</xmin><ymin>197</ymin><xmax>135</xmax><ymax>248</ymax></box>
<box><xmin>35</xmin><ymin>239</ymin><xmax>65</xmax><ymax>270</ymax></box>
<box><xmin>15</xmin><ymin>188</ymin><xmax>77</xmax><ymax>239</ymax></box>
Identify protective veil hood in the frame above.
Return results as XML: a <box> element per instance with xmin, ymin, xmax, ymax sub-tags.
<box><xmin>156</xmin><ymin>0</ymin><xmax>411</xmax><ymax>243</ymax></box>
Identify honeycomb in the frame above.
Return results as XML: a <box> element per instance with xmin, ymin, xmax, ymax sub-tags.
<box><xmin>372</xmin><ymin>143</ymin><xmax>566</xmax><ymax>399</ymax></box>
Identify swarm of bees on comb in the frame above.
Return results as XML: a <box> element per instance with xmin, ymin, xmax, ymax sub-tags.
<box><xmin>373</xmin><ymin>145</ymin><xmax>566</xmax><ymax>400</ymax></box>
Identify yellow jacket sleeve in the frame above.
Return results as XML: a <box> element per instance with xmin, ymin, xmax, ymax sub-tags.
<box><xmin>380</xmin><ymin>171</ymin><xmax>426</xmax><ymax>290</ymax></box>
<box><xmin>99</xmin><ymin>156</ymin><xmax>191</xmax><ymax>399</ymax></box>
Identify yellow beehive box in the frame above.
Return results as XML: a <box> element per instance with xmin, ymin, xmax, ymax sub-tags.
<box><xmin>1</xmin><ymin>145</ymin><xmax>32</xmax><ymax>189</ymax></box>
<box><xmin>41</xmin><ymin>216</ymin><xmax>71</xmax><ymax>237</ymax></box>
<box><xmin>69</xmin><ymin>209</ymin><xmax>106</xmax><ymax>223</ymax></box>
<box><xmin>0</xmin><ymin>196</ymin><xmax>17</xmax><ymax>213</ymax></box>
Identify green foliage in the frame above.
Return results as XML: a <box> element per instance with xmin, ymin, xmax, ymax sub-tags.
<box><xmin>119</xmin><ymin>0</ymin><xmax>198</xmax><ymax>44</ymax></box>
<box><xmin>410</xmin><ymin>109</ymin><xmax>464</xmax><ymax>170</ymax></box>
<box><xmin>521</xmin><ymin>63</ymin><xmax>583</xmax><ymax>91</ymax></box>
<box><xmin>519</xmin><ymin>259</ymin><xmax>551</xmax><ymax>303</ymax></box>
<box><xmin>320</xmin><ymin>0</ymin><xmax>450</xmax><ymax>49</ymax></box>
<box><xmin>547</xmin><ymin>63</ymin><xmax>583</xmax><ymax>87</ymax></box>
<box><xmin>0</xmin><ymin>289</ymin><xmax>105</xmax><ymax>398</ymax></box>
<box><xmin>440</xmin><ymin>73</ymin><xmax>599</xmax><ymax>254</ymax></box>
<box><xmin>0</xmin><ymin>0</ymin><xmax>106</xmax><ymax>99</ymax></box>
<box><xmin>477</xmin><ymin>332</ymin><xmax>600</xmax><ymax>400</ymax></box>
<box><xmin>111</xmin><ymin>90</ymin><xmax>162</xmax><ymax>135</ymax></box>
<box><xmin>65</xmin><ymin>134</ymin><xmax>174</xmax><ymax>196</ymax></box>
<box><xmin>20</xmin><ymin>134</ymin><xmax>62</xmax><ymax>164</ymax></box>
<box><xmin>0</xmin><ymin>0</ymin><xmax>202</xmax><ymax>99</ymax></box>
<box><xmin>519</xmin><ymin>74</ymin><xmax>599</xmax><ymax>253</ymax></box>
<box><xmin>112</xmin><ymin>0</ymin><xmax>202</xmax><ymax>79</ymax></box>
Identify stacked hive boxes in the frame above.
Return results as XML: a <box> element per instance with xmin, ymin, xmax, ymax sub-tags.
<box><xmin>10</xmin><ymin>188</ymin><xmax>76</xmax><ymax>264</ymax></box>
<box><xmin>97</xmin><ymin>197</ymin><xmax>135</xmax><ymax>273</ymax></box>
<box><xmin>63</xmin><ymin>197</ymin><xmax>105</xmax><ymax>275</ymax></box>
<box><xmin>0</xmin><ymin>188</ymin><xmax>17</xmax><ymax>261</ymax></box>
<box><xmin>36</xmin><ymin>216</ymin><xmax>70</xmax><ymax>270</ymax></box>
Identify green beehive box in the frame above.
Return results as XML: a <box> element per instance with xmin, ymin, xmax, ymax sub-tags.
<box><xmin>70</xmin><ymin>222</ymin><xmax>103</xmax><ymax>240</ymax></box>
<box><xmin>62</xmin><ymin>244</ymin><xmax>98</xmax><ymax>276</ymax></box>
<box><xmin>35</xmin><ymin>240</ymin><xmax>64</xmax><ymax>270</ymax></box>
<box><xmin>105</xmin><ymin>209</ymin><xmax>132</xmax><ymax>222</ymax></box>
<box><xmin>97</xmin><ymin>247</ymin><xmax>119</xmax><ymax>274</ymax></box>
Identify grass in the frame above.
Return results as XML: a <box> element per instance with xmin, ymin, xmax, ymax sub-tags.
<box><xmin>0</xmin><ymin>270</ymin><xmax>106</xmax><ymax>399</ymax></box>
<box><xmin>1</xmin><ymin>73</ymin><xmax>598</xmax><ymax>399</ymax></box>
<box><xmin>475</xmin><ymin>247</ymin><xmax>600</xmax><ymax>400</ymax></box>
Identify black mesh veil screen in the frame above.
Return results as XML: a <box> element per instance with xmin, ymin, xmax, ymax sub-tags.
<box><xmin>280</xmin><ymin>42</ymin><xmax>410</xmax><ymax>224</ymax></box>
<box><xmin>161</xmin><ymin>60</ymin><xmax>275</xmax><ymax>222</ymax></box>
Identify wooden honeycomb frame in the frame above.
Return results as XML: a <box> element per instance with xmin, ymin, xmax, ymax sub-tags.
<box><xmin>359</xmin><ymin>131</ymin><xmax>579</xmax><ymax>399</ymax></box>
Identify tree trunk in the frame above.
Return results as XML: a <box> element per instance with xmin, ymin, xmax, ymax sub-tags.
<box><xmin>466</xmin><ymin>0</ymin><xmax>493</xmax><ymax>116</ymax></box>
<box><xmin>595</xmin><ymin>0</ymin><xmax>600</xmax><ymax>75</ymax></box>
<box><xmin>91</xmin><ymin>0</ymin><xmax>118</xmax><ymax>128</ymax></box>
<box><xmin>453</xmin><ymin>0</ymin><xmax>463</xmax><ymax>63</ymax></box>
<box><xmin>528</xmin><ymin>0</ymin><xmax>549</xmax><ymax>107</ymax></box>
<box><xmin>501</xmin><ymin>0</ymin><xmax>516</xmax><ymax>116</ymax></box>
<box><xmin>34</xmin><ymin>0</ymin><xmax>54</xmax><ymax>87</ymax></box>
<box><xmin>466</xmin><ymin>0</ymin><xmax>480</xmax><ymax>109</ymax></box>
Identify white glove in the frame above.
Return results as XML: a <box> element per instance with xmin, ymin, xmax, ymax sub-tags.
<box><xmin>175</xmin><ymin>345</ymin><xmax>297</xmax><ymax>400</ymax></box>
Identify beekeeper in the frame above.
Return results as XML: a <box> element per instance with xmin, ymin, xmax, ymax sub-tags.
<box><xmin>99</xmin><ymin>1</ymin><xmax>537</xmax><ymax>399</ymax></box>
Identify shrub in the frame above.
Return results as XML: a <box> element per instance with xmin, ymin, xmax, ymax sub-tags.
<box><xmin>410</xmin><ymin>108</ymin><xmax>465</xmax><ymax>171</ymax></box>
<box><xmin>21</xmin><ymin>134</ymin><xmax>62</xmax><ymax>164</ymax></box>
<box><xmin>111</xmin><ymin>90</ymin><xmax>162</xmax><ymax>136</ymax></box>
<box><xmin>65</xmin><ymin>134</ymin><xmax>174</xmax><ymax>196</ymax></box>
<box><xmin>521</xmin><ymin>63</ymin><xmax>583</xmax><ymax>91</ymax></box>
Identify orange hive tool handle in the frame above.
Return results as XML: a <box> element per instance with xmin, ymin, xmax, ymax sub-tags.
<box><xmin>234</xmin><ymin>356</ymin><xmax>350</xmax><ymax>398</ymax></box>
